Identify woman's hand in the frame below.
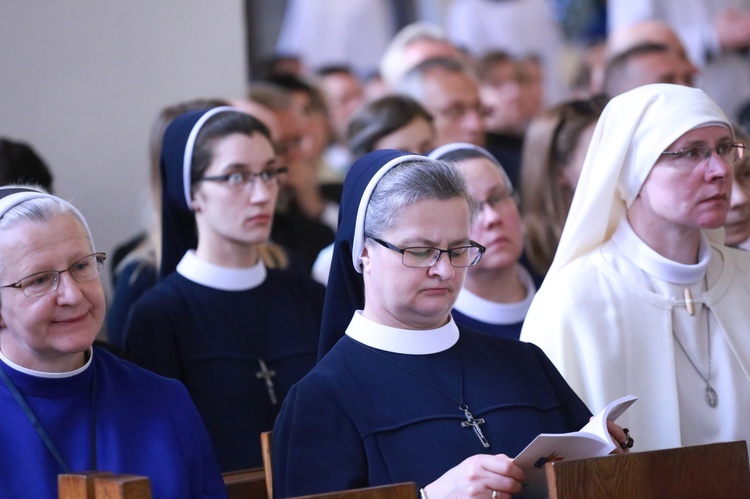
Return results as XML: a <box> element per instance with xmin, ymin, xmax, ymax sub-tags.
<box><xmin>606</xmin><ymin>420</ymin><xmax>633</xmax><ymax>454</ymax></box>
<box><xmin>422</xmin><ymin>453</ymin><xmax>526</xmax><ymax>498</ymax></box>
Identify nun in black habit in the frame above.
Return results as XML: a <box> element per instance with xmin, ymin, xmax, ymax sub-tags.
<box><xmin>273</xmin><ymin>150</ymin><xmax>601</xmax><ymax>498</ymax></box>
<box><xmin>123</xmin><ymin>107</ymin><xmax>325</xmax><ymax>471</ymax></box>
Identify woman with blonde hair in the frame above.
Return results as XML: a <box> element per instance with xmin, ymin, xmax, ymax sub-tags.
<box><xmin>520</xmin><ymin>96</ymin><xmax>606</xmax><ymax>276</ymax></box>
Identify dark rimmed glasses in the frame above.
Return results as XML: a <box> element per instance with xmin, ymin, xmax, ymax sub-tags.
<box><xmin>198</xmin><ymin>167</ymin><xmax>288</xmax><ymax>189</ymax></box>
<box><xmin>660</xmin><ymin>143</ymin><xmax>746</xmax><ymax>170</ymax></box>
<box><xmin>1</xmin><ymin>252</ymin><xmax>106</xmax><ymax>297</ymax></box>
<box><xmin>368</xmin><ymin>236</ymin><xmax>485</xmax><ymax>268</ymax></box>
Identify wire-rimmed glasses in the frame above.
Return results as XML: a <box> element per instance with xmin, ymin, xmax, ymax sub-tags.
<box><xmin>660</xmin><ymin>143</ymin><xmax>746</xmax><ymax>169</ymax></box>
<box><xmin>0</xmin><ymin>252</ymin><xmax>107</xmax><ymax>297</ymax></box>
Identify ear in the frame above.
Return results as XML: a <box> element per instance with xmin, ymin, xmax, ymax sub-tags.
<box><xmin>556</xmin><ymin>166</ymin><xmax>572</xmax><ymax>190</ymax></box>
<box><xmin>190</xmin><ymin>187</ymin><xmax>202</xmax><ymax>213</ymax></box>
<box><xmin>360</xmin><ymin>244</ymin><xmax>372</xmax><ymax>276</ymax></box>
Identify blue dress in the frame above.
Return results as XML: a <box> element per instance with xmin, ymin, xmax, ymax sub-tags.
<box><xmin>0</xmin><ymin>348</ymin><xmax>226</xmax><ymax>499</ymax></box>
<box><xmin>272</xmin><ymin>326</ymin><xmax>591</xmax><ymax>497</ymax></box>
<box><xmin>124</xmin><ymin>265</ymin><xmax>324</xmax><ymax>471</ymax></box>
<box><xmin>451</xmin><ymin>309</ymin><xmax>524</xmax><ymax>340</ymax></box>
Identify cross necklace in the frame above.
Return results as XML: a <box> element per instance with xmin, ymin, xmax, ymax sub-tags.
<box><xmin>361</xmin><ymin>344</ymin><xmax>490</xmax><ymax>448</ymax></box>
<box><xmin>255</xmin><ymin>359</ymin><xmax>278</xmax><ymax>405</ymax></box>
<box><xmin>642</xmin><ymin>271</ymin><xmax>718</xmax><ymax>408</ymax></box>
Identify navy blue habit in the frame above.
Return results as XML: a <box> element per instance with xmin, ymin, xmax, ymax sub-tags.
<box><xmin>276</xmin><ymin>150</ymin><xmax>591</xmax><ymax>496</ymax></box>
<box><xmin>123</xmin><ymin>108</ymin><xmax>324</xmax><ymax>471</ymax></box>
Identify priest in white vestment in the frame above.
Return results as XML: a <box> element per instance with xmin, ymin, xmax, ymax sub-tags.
<box><xmin>521</xmin><ymin>84</ymin><xmax>750</xmax><ymax>452</ymax></box>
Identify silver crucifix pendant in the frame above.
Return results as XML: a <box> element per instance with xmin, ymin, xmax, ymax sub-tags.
<box><xmin>460</xmin><ymin>404</ymin><xmax>490</xmax><ymax>448</ymax></box>
<box><xmin>255</xmin><ymin>359</ymin><xmax>278</xmax><ymax>405</ymax></box>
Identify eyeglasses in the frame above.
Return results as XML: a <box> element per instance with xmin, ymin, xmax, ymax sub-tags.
<box><xmin>476</xmin><ymin>189</ymin><xmax>518</xmax><ymax>215</ymax></box>
<box><xmin>1</xmin><ymin>253</ymin><xmax>106</xmax><ymax>298</ymax></box>
<box><xmin>660</xmin><ymin>143</ymin><xmax>746</xmax><ymax>169</ymax></box>
<box><xmin>367</xmin><ymin>236</ymin><xmax>485</xmax><ymax>268</ymax></box>
<box><xmin>198</xmin><ymin>167</ymin><xmax>288</xmax><ymax>189</ymax></box>
<box><xmin>434</xmin><ymin>103</ymin><xmax>492</xmax><ymax>121</ymax></box>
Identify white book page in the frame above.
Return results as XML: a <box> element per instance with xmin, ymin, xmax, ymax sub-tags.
<box><xmin>513</xmin><ymin>395</ymin><xmax>638</xmax><ymax>498</ymax></box>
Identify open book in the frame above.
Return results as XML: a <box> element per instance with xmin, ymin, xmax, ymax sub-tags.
<box><xmin>513</xmin><ymin>395</ymin><xmax>638</xmax><ymax>498</ymax></box>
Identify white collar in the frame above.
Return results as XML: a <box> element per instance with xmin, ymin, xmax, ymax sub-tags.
<box><xmin>453</xmin><ymin>266</ymin><xmax>536</xmax><ymax>325</ymax></box>
<box><xmin>611</xmin><ymin>217</ymin><xmax>710</xmax><ymax>284</ymax></box>
<box><xmin>0</xmin><ymin>347</ymin><xmax>93</xmax><ymax>378</ymax></box>
<box><xmin>737</xmin><ymin>237</ymin><xmax>750</xmax><ymax>252</ymax></box>
<box><xmin>176</xmin><ymin>250</ymin><xmax>267</xmax><ymax>291</ymax></box>
<box><xmin>345</xmin><ymin>311</ymin><xmax>459</xmax><ymax>354</ymax></box>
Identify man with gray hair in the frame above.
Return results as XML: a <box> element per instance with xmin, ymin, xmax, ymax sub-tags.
<box><xmin>398</xmin><ymin>57</ymin><xmax>486</xmax><ymax>148</ymax></box>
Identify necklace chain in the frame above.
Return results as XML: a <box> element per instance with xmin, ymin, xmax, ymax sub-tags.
<box><xmin>360</xmin><ymin>343</ymin><xmax>491</xmax><ymax>447</ymax></box>
<box><xmin>642</xmin><ymin>271</ymin><xmax>718</xmax><ymax>408</ymax></box>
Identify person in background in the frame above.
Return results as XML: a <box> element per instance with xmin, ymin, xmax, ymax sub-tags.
<box><xmin>124</xmin><ymin>108</ymin><xmax>324</xmax><ymax>471</ymax></box>
<box><xmin>315</xmin><ymin>65</ymin><xmax>366</xmax><ymax>179</ymax></box>
<box><xmin>608</xmin><ymin>0</ymin><xmax>750</xmax><ymax>121</ymax></box>
<box><xmin>275</xmin><ymin>151</ymin><xmax>624</xmax><ymax>497</ymax></box>
<box><xmin>520</xmin><ymin>96</ymin><xmax>607</xmax><ymax>277</ymax></box>
<box><xmin>446</xmin><ymin>0</ymin><xmax>569</xmax><ymax>105</ymax></box>
<box><xmin>379</xmin><ymin>22</ymin><xmax>464</xmax><ymax>90</ymax></box>
<box><xmin>399</xmin><ymin>57</ymin><xmax>486</xmax><ymax>148</ymax></box>
<box><xmin>429</xmin><ymin>143</ymin><xmax>535</xmax><ymax>340</ymax></box>
<box><xmin>521</xmin><ymin>84</ymin><xmax>750</xmax><ymax>452</ymax></box>
<box><xmin>0</xmin><ymin>138</ymin><xmax>54</xmax><ymax>193</ymax></box>
<box><xmin>602</xmin><ymin>42</ymin><xmax>695</xmax><ymax>97</ymax></box>
<box><xmin>0</xmin><ymin>187</ymin><xmax>225</xmax><ymax>498</ymax></box>
<box><xmin>267</xmin><ymin>73</ymin><xmax>343</xmax><ymax>201</ymax></box>
<box><xmin>249</xmin><ymin>83</ymin><xmax>337</xmax><ymax>271</ymax></box>
<box><xmin>475</xmin><ymin>51</ymin><xmax>543</xmax><ymax>187</ymax></box>
<box><xmin>347</xmin><ymin>94</ymin><xmax>435</xmax><ymax>158</ymax></box>
<box><xmin>726</xmin><ymin>126</ymin><xmax>750</xmax><ymax>250</ymax></box>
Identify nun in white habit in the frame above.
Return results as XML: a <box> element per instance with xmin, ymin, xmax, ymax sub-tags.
<box><xmin>520</xmin><ymin>84</ymin><xmax>750</xmax><ymax>452</ymax></box>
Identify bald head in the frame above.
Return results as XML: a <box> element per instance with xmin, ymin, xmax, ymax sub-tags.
<box><xmin>608</xmin><ymin>20</ymin><xmax>694</xmax><ymax>65</ymax></box>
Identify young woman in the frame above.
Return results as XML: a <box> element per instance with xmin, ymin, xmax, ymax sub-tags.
<box><xmin>520</xmin><ymin>96</ymin><xmax>606</xmax><ymax>276</ymax></box>
<box><xmin>124</xmin><ymin>107</ymin><xmax>324</xmax><ymax>471</ymax></box>
<box><xmin>429</xmin><ymin>143</ymin><xmax>534</xmax><ymax>339</ymax></box>
<box><xmin>276</xmin><ymin>151</ymin><xmax>627</xmax><ymax>498</ymax></box>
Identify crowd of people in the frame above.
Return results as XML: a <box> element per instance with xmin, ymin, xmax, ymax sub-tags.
<box><xmin>2</xmin><ymin>3</ymin><xmax>750</xmax><ymax>497</ymax></box>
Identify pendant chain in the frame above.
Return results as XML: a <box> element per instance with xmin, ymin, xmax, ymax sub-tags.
<box><xmin>360</xmin><ymin>343</ymin><xmax>491</xmax><ymax>447</ymax></box>
<box><xmin>642</xmin><ymin>271</ymin><xmax>718</xmax><ymax>408</ymax></box>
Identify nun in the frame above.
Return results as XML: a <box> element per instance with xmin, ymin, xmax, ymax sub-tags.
<box><xmin>429</xmin><ymin>143</ymin><xmax>536</xmax><ymax>340</ymax></box>
<box><xmin>0</xmin><ymin>187</ymin><xmax>225</xmax><ymax>498</ymax></box>
<box><xmin>123</xmin><ymin>107</ymin><xmax>325</xmax><ymax>471</ymax></box>
<box><xmin>521</xmin><ymin>84</ymin><xmax>750</xmax><ymax>451</ymax></box>
<box><xmin>273</xmin><ymin>151</ymin><xmax>620</xmax><ymax>498</ymax></box>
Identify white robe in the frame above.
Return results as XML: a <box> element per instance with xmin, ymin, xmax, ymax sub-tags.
<box><xmin>521</xmin><ymin>226</ymin><xmax>750</xmax><ymax>451</ymax></box>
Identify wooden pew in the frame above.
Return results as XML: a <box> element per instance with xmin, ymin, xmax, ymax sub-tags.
<box><xmin>260</xmin><ymin>430</ymin><xmax>274</xmax><ymax>499</ymax></box>
<box><xmin>59</xmin><ymin>471</ymin><xmax>113</xmax><ymax>499</ymax></box>
<box><xmin>223</xmin><ymin>467</ymin><xmax>268</xmax><ymax>499</ymax></box>
<box><xmin>290</xmin><ymin>482</ymin><xmax>417</xmax><ymax>499</ymax></box>
<box><xmin>545</xmin><ymin>440</ymin><xmax>750</xmax><ymax>499</ymax></box>
<box><xmin>93</xmin><ymin>474</ymin><xmax>151</xmax><ymax>499</ymax></box>
<box><xmin>58</xmin><ymin>472</ymin><xmax>151</xmax><ymax>499</ymax></box>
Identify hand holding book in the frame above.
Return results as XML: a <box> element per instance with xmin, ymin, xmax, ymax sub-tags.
<box><xmin>513</xmin><ymin>395</ymin><xmax>638</xmax><ymax>497</ymax></box>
